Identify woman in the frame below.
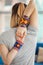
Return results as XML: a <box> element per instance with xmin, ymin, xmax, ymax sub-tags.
<box><xmin>0</xmin><ymin>0</ymin><xmax>38</xmax><ymax>65</ymax></box>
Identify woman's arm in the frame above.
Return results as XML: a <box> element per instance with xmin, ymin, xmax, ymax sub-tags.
<box><xmin>10</xmin><ymin>0</ymin><xmax>34</xmax><ymax>28</ymax></box>
<box><xmin>0</xmin><ymin>44</ymin><xmax>18</xmax><ymax>65</ymax></box>
<box><xmin>23</xmin><ymin>0</ymin><xmax>35</xmax><ymax>17</ymax></box>
<box><xmin>23</xmin><ymin>0</ymin><xmax>38</xmax><ymax>29</ymax></box>
<box><xmin>0</xmin><ymin>27</ymin><xmax>26</xmax><ymax>65</ymax></box>
<box><xmin>16</xmin><ymin>0</ymin><xmax>38</xmax><ymax>36</ymax></box>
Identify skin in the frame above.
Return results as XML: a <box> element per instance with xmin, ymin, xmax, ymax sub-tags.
<box><xmin>0</xmin><ymin>0</ymin><xmax>38</xmax><ymax>65</ymax></box>
<box><xmin>16</xmin><ymin>0</ymin><xmax>38</xmax><ymax>40</ymax></box>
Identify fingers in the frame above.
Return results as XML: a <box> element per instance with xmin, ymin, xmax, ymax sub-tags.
<box><xmin>16</xmin><ymin>31</ymin><xmax>26</xmax><ymax>39</ymax></box>
<box><xmin>16</xmin><ymin>33</ymin><xmax>25</xmax><ymax>43</ymax></box>
<box><xmin>16</xmin><ymin>33</ymin><xmax>24</xmax><ymax>43</ymax></box>
<box><xmin>16</xmin><ymin>26</ymin><xmax>27</xmax><ymax>36</ymax></box>
<box><xmin>16</xmin><ymin>27</ymin><xmax>27</xmax><ymax>42</ymax></box>
<box><xmin>16</xmin><ymin>32</ymin><xmax>23</xmax><ymax>39</ymax></box>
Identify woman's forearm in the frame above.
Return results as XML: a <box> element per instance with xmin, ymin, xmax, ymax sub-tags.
<box><xmin>0</xmin><ymin>44</ymin><xmax>18</xmax><ymax>65</ymax></box>
<box><xmin>0</xmin><ymin>38</ymin><xmax>24</xmax><ymax>65</ymax></box>
<box><xmin>7</xmin><ymin>49</ymin><xmax>18</xmax><ymax>65</ymax></box>
<box><xmin>23</xmin><ymin>0</ymin><xmax>35</xmax><ymax>17</ymax></box>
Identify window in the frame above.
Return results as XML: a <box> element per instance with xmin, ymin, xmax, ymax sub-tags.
<box><xmin>36</xmin><ymin>0</ymin><xmax>43</xmax><ymax>42</ymax></box>
<box><xmin>36</xmin><ymin>0</ymin><xmax>43</xmax><ymax>11</ymax></box>
<box><xmin>5</xmin><ymin>0</ymin><xmax>12</xmax><ymax>6</ymax></box>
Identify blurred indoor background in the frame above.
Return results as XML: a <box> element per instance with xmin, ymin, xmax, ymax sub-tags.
<box><xmin>0</xmin><ymin>0</ymin><xmax>43</xmax><ymax>42</ymax></box>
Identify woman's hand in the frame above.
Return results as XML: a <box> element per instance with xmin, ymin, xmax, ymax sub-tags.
<box><xmin>16</xmin><ymin>26</ymin><xmax>27</xmax><ymax>43</ymax></box>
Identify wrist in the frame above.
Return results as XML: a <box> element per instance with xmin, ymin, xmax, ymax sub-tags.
<box><xmin>20</xmin><ymin>15</ymin><xmax>29</xmax><ymax>27</ymax></box>
<box><xmin>13</xmin><ymin>40</ymin><xmax>23</xmax><ymax>51</ymax></box>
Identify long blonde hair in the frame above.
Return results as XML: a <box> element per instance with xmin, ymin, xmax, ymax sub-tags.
<box><xmin>10</xmin><ymin>2</ymin><xmax>27</xmax><ymax>28</ymax></box>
